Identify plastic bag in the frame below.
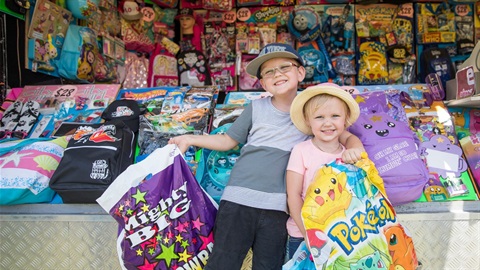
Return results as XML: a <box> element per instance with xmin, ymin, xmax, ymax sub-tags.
<box><xmin>283</xmin><ymin>241</ymin><xmax>316</xmax><ymax>270</ymax></box>
<box><xmin>302</xmin><ymin>156</ymin><xmax>418</xmax><ymax>270</ymax></box>
<box><xmin>97</xmin><ymin>144</ymin><xmax>218</xmax><ymax>270</ymax></box>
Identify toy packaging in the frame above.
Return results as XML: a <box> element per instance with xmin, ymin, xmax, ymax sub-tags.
<box><xmin>449</xmin><ymin>107</ymin><xmax>480</xmax><ymax>194</ymax></box>
<box><xmin>17</xmin><ymin>84</ymin><xmax>121</xmax><ymax>139</ymax></box>
<box><xmin>236</xmin><ymin>0</ymin><xmax>294</xmax><ymax>7</ymax></box>
<box><xmin>133</xmin><ymin>86</ymin><xmax>218</xmax><ymax>162</ymax></box>
<box><xmin>288</xmin><ymin>6</ymin><xmax>337</xmax><ymax>87</ymax></box>
<box><xmin>236</xmin><ymin>6</ymin><xmax>294</xmax><ymax>88</ymax></box>
<box><xmin>355</xmin><ymin>3</ymin><xmax>415</xmax><ymax>85</ymax></box>
<box><xmin>223</xmin><ymin>91</ymin><xmax>271</xmax><ymax>106</ymax></box>
<box><xmin>415</xmin><ymin>2</ymin><xmax>474</xmax><ymax>86</ymax></box>
<box><xmin>405</xmin><ymin>101</ymin><xmax>479</xmax><ymax>201</ymax></box>
<box><xmin>415</xmin><ymin>2</ymin><xmax>456</xmax><ymax>45</ymax></box>
<box><xmin>301</xmin><ymin>4</ymin><xmax>356</xmax><ymax>86</ymax></box>
<box><xmin>26</xmin><ymin>0</ymin><xmax>73</xmax><ymax>77</ymax></box>
<box><xmin>203</xmin><ymin>10</ymin><xmax>237</xmax><ymax>91</ymax></box>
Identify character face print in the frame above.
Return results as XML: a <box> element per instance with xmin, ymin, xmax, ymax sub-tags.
<box><xmin>303</xmin><ymin>65</ymin><xmax>314</xmax><ymax>79</ymax></box>
<box><xmin>302</xmin><ymin>166</ymin><xmax>352</xmax><ymax>230</ymax></box>
<box><xmin>293</xmin><ymin>14</ymin><xmax>308</xmax><ymax>31</ymax></box>
<box><xmin>87</xmin><ymin>51</ymin><xmax>95</xmax><ymax>64</ymax></box>
<box><xmin>217</xmin><ymin>157</ymin><xmax>227</xmax><ymax>167</ymax></box>
<box><xmin>49</xmin><ymin>44</ymin><xmax>58</xmax><ymax>58</ymax></box>
<box><xmin>227</xmin><ymin>154</ymin><xmax>238</xmax><ymax>164</ymax></box>
<box><xmin>357</xmin><ymin>114</ymin><xmax>406</xmax><ymax>138</ymax></box>
<box><xmin>183</xmin><ymin>52</ymin><xmax>199</xmax><ymax>67</ymax></box>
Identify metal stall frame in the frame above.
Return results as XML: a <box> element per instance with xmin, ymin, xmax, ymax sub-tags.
<box><xmin>1</xmin><ymin>201</ymin><xmax>479</xmax><ymax>270</ymax></box>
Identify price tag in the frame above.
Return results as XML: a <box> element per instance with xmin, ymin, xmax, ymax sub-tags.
<box><xmin>142</xmin><ymin>7</ymin><xmax>155</xmax><ymax>23</ymax></box>
<box><xmin>236</xmin><ymin>8</ymin><xmax>251</xmax><ymax>22</ymax></box>
<box><xmin>54</xmin><ymin>85</ymin><xmax>78</xmax><ymax>98</ymax></box>
<box><xmin>223</xmin><ymin>11</ymin><xmax>236</xmax><ymax>23</ymax></box>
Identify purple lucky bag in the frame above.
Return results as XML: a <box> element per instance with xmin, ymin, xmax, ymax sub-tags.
<box><xmin>97</xmin><ymin>144</ymin><xmax>218</xmax><ymax>270</ymax></box>
<box><xmin>348</xmin><ymin>113</ymin><xmax>429</xmax><ymax>205</ymax></box>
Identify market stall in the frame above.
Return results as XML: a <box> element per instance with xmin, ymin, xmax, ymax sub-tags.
<box><xmin>1</xmin><ymin>0</ymin><xmax>480</xmax><ymax>269</ymax></box>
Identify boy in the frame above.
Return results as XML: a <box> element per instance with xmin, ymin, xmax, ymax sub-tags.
<box><xmin>168</xmin><ymin>43</ymin><xmax>364</xmax><ymax>269</ymax></box>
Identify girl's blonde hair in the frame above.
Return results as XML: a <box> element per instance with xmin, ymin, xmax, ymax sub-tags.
<box><xmin>303</xmin><ymin>94</ymin><xmax>352</xmax><ymax>126</ymax></box>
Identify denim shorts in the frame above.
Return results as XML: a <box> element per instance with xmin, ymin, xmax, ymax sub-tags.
<box><xmin>205</xmin><ymin>200</ymin><xmax>289</xmax><ymax>270</ymax></box>
<box><xmin>285</xmin><ymin>235</ymin><xmax>304</xmax><ymax>262</ymax></box>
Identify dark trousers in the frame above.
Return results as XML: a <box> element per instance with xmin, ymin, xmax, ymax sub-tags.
<box><xmin>205</xmin><ymin>201</ymin><xmax>289</xmax><ymax>270</ymax></box>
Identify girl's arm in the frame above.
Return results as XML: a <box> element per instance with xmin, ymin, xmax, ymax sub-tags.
<box><xmin>286</xmin><ymin>170</ymin><xmax>307</xmax><ymax>239</ymax></box>
<box><xmin>339</xmin><ymin>130</ymin><xmax>365</xmax><ymax>164</ymax></box>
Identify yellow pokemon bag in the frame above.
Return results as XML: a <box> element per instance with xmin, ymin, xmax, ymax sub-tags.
<box><xmin>302</xmin><ymin>156</ymin><xmax>419</xmax><ymax>270</ymax></box>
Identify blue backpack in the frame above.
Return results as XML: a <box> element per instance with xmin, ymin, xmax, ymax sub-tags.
<box><xmin>195</xmin><ymin>123</ymin><xmax>243</xmax><ymax>203</ymax></box>
<box><xmin>57</xmin><ymin>25</ymin><xmax>98</xmax><ymax>83</ymax></box>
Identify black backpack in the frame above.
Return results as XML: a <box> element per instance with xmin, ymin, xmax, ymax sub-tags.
<box><xmin>419</xmin><ymin>47</ymin><xmax>456</xmax><ymax>89</ymax></box>
<box><xmin>49</xmin><ymin>120</ymin><xmax>135</xmax><ymax>203</ymax></box>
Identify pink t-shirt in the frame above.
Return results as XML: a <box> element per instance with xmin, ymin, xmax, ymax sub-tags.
<box><xmin>286</xmin><ymin>139</ymin><xmax>345</xmax><ymax>237</ymax></box>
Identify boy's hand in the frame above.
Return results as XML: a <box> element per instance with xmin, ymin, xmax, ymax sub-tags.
<box><xmin>168</xmin><ymin>135</ymin><xmax>191</xmax><ymax>153</ymax></box>
<box><xmin>341</xmin><ymin>147</ymin><xmax>365</xmax><ymax>164</ymax></box>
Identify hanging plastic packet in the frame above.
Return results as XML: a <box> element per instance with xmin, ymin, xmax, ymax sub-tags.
<box><xmin>425</xmin><ymin>73</ymin><xmax>445</xmax><ymax>101</ymax></box>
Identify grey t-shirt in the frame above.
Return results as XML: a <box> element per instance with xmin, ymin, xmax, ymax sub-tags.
<box><xmin>224</xmin><ymin>97</ymin><xmax>309</xmax><ymax>212</ymax></box>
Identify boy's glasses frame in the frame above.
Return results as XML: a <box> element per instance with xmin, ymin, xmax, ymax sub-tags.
<box><xmin>260</xmin><ymin>62</ymin><xmax>299</xmax><ymax>79</ymax></box>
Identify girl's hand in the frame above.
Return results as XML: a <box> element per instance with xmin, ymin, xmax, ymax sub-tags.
<box><xmin>341</xmin><ymin>147</ymin><xmax>365</xmax><ymax>164</ymax></box>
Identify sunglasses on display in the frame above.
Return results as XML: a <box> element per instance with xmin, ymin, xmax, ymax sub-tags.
<box><xmin>0</xmin><ymin>130</ymin><xmax>29</xmax><ymax>140</ymax></box>
<box><xmin>261</xmin><ymin>62</ymin><xmax>299</xmax><ymax>79</ymax></box>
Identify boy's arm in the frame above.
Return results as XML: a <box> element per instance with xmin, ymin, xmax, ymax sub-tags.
<box><xmin>339</xmin><ymin>130</ymin><xmax>365</xmax><ymax>164</ymax></box>
<box><xmin>168</xmin><ymin>133</ymin><xmax>239</xmax><ymax>153</ymax></box>
<box><xmin>286</xmin><ymin>170</ymin><xmax>307</xmax><ymax>239</ymax></box>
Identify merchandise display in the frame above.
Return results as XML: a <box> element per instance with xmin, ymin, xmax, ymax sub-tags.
<box><xmin>0</xmin><ymin>1</ymin><xmax>479</xmax><ymax>269</ymax></box>
<box><xmin>4</xmin><ymin>0</ymin><xmax>477</xmax><ymax>90</ymax></box>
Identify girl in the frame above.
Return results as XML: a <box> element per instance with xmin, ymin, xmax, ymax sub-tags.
<box><xmin>285</xmin><ymin>84</ymin><xmax>361</xmax><ymax>260</ymax></box>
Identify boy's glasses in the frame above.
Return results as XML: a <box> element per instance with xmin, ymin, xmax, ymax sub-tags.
<box><xmin>261</xmin><ymin>62</ymin><xmax>298</xmax><ymax>79</ymax></box>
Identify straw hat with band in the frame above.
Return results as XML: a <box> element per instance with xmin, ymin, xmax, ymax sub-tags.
<box><xmin>246</xmin><ymin>43</ymin><xmax>305</xmax><ymax>79</ymax></box>
<box><xmin>290</xmin><ymin>85</ymin><xmax>360</xmax><ymax>136</ymax></box>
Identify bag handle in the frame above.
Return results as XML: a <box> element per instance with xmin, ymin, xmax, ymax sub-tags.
<box><xmin>97</xmin><ymin>144</ymin><xmax>182</xmax><ymax>211</ymax></box>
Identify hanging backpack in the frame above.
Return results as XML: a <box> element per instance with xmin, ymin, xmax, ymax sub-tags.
<box><xmin>57</xmin><ymin>25</ymin><xmax>98</xmax><ymax>83</ymax></box>
<box><xmin>419</xmin><ymin>47</ymin><xmax>456</xmax><ymax>89</ymax></box>
<box><xmin>147</xmin><ymin>43</ymin><xmax>179</xmax><ymax>87</ymax></box>
<box><xmin>177</xmin><ymin>50</ymin><xmax>212</xmax><ymax>87</ymax></box>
